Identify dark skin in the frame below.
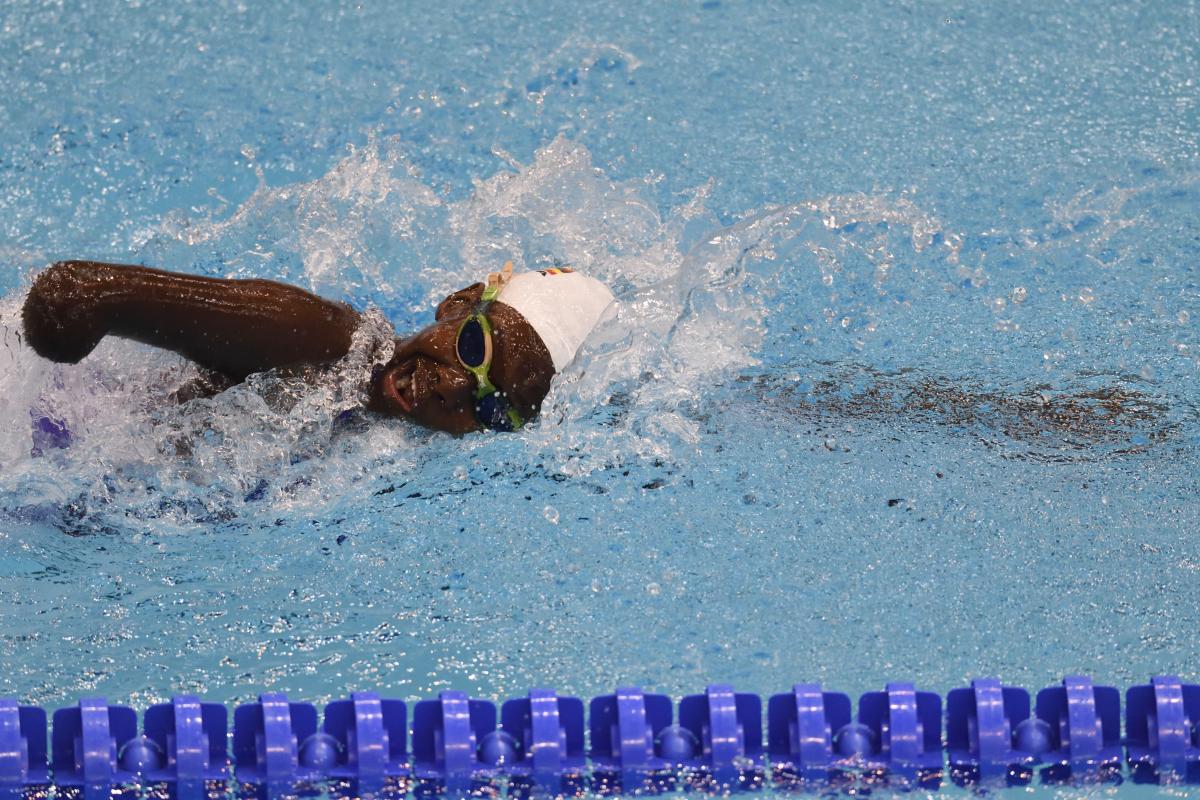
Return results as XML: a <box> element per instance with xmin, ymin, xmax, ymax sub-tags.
<box><xmin>21</xmin><ymin>261</ymin><xmax>555</xmax><ymax>434</ymax></box>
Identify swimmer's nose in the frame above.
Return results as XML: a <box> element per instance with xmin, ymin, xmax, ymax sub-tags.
<box><xmin>391</xmin><ymin>320</ymin><xmax>458</xmax><ymax>367</ymax></box>
<box><xmin>435</xmin><ymin>363</ymin><xmax>476</xmax><ymax>407</ymax></box>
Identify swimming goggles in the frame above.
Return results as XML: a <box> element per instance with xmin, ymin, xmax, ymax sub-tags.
<box><xmin>455</xmin><ymin>267</ymin><xmax>525</xmax><ymax>432</ymax></box>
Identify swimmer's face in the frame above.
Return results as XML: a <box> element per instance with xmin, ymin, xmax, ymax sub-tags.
<box><xmin>368</xmin><ymin>284</ymin><xmax>554</xmax><ymax>434</ymax></box>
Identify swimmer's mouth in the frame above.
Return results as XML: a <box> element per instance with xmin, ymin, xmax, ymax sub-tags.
<box><xmin>381</xmin><ymin>360</ymin><xmax>421</xmax><ymax>415</ymax></box>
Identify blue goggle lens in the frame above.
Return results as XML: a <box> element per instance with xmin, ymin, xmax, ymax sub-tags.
<box><xmin>456</xmin><ymin>317</ymin><xmax>488</xmax><ymax>368</ymax></box>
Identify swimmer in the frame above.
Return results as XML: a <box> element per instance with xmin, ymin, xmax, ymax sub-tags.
<box><xmin>21</xmin><ymin>259</ymin><xmax>615</xmax><ymax>434</ymax></box>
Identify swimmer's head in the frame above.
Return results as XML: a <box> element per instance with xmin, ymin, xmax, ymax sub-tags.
<box><xmin>369</xmin><ymin>267</ymin><xmax>615</xmax><ymax>433</ymax></box>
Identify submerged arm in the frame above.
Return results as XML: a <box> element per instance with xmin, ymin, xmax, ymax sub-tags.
<box><xmin>22</xmin><ymin>260</ymin><xmax>361</xmax><ymax>381</ymax></box>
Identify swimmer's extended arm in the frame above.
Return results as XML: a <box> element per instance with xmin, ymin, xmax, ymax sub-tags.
<box><xmin>22</xmin><ymin>261</ymin><xmax>361</xmax><ymax>381</ymax></box>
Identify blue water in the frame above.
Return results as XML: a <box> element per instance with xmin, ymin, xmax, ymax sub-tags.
<box><xmin>1</xmin><ymin>1</ymin><xmax>1199</xmax><ymax>795</ymax></box>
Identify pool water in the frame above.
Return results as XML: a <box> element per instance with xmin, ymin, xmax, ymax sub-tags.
<box><xmin>1</xmin><ymin>1</ymin><xmax>1198</xmax><ymax>796</ymax></box>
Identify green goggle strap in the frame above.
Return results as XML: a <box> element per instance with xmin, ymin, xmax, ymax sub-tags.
<box><xmin>462</xmin><ymin>289</ymin><xmax>525</xmax><ymax>431</ymax></box>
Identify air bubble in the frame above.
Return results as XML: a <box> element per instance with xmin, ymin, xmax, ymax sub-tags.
<box><xmin>543</xmin><ymin>505</ymin><xmax>560</xmax><ymax>524</ymax></box>
<box><xmin>452</xmin><ymin>465</ymin><xmax>468</xmax><ymax>481</ymax></box>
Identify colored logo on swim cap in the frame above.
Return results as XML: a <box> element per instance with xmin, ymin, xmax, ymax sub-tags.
<box><xmin>536</xmin><ymin>267</ymin><xmax>575</xmax><ymax>276</ymax></box>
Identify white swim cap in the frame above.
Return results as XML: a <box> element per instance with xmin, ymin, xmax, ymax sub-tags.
<box><xmin>497</xmin><ymin>268</ymin><xmax>615</xmax><ymax>372</ymax></box>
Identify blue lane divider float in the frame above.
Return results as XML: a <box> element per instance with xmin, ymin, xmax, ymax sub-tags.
<box><xmin>1126</xmin><ymin>675</ymin><xmax>1200</xmax><ymax>783</ymax></box>
<box><xmin>497</xmin><ymin>688</ymin><xmax>586</xmax><ymax>791</ymax></box>
<box><xmin>676</xmin><ymin>684</ymin><xmax>763</xmax><ymax>786</ymax></box>
<box><xmin>856</xmin><ymin>682</ymin><xmax>942</xmax><ymax>786</ymax></box>
<box><xmin>143</xmin><ymin>695</ymin><xmax>228</xmax><ymax>783</ymax></box>
<box><xmin>3</xmin><ymin>675</ymin><xmax>1200</xmax><ymax>795</ymax></box>
<box><xmin>945</xmin><ymin>678</ymin><xmax>1034</xmax><ymax>785</ymax></box>
<box><xmin>232</xmin><ymin>693</ymin><xmax>320</xmax><ymax>783</ymax></box>
<box><xmin>51</xmin><ymin>698</ymin><xmax>140</xmax><ymax>786</ymax></box>
<box><xmin>588</xmin><ymin>686</ymin><xmax>673</xmax><ymax>791</ymax></box>
<box><xmin>0</xmin><ymin>699</ymin><xmax>48</xmax><ymax>788</ymax></box>
<box><xmin>766</xmin><ymin>683</ymin><xmax>852</xmax><ymax>783</ymax></box>
<box><xmin>411</xmin><ymin>690</ymin><xmax>494</xmax><ymax>793</ymax></box>
<box><xmin>322</xmin><ymin>691</ymin><xmax>409</xmax><ymax>781</ymax></box>
<box><xmin>1035</xmin><ymin>675</ymin><xmax>1122</xmax><ymax>781</ymax></box>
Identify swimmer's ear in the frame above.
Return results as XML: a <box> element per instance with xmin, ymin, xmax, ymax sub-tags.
<box><xmin>435</xmin><ymin>283</ymin><xmax>485</xmax><ymax>320</ymax></box>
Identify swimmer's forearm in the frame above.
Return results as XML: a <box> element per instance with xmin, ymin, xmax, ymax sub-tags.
<box><xmin>103</xmin><ymin>263</ymin><xmax>361</xmax><ymax>378</ymax></box>
<box><xmin>23</xmin><ymin>261</ymin><xmax>361</xmax><ymax>379</ymax></box>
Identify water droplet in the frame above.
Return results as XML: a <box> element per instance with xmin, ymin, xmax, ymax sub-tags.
<box><xmin>823</xmin><ymin>437</ymin><xmax>837</xmax><ymax>451</ymax></box>
<box><xmin>591</xmin><ymin>579</ymin><xmax>602</xmax><ymax>593</ymax></box>
<box><xmin>543</xmin><ymin>505</ymin><xmax>560</xmax><ymax>524</ymax></box>
<box><xmin>1011</xmin><ymin>286</ymin><xmax>1027</xmax><ymax>304</ymax></box>
<box><xmin>1079</xmin><ymin>287</ymin><xmax>1095</xmax><ymax>305</ymax></box>
<box><xmin>646</xmin><ymin>582</ymin><xmax>661</xmax><ymax>597</ymax></box>
<box><xmin>1179</xmin><ymin>310</ymin><xmax>1190</xmax><ymax>325</ymax></box>
<box><xmin>452</xmin><ymin>465</ymin><xmax>468</xmax><ymax>481</ymax></box>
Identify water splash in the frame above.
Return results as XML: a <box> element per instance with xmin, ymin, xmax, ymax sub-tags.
<box><xmin>4</xmin><ymin>135</ymin><xmax>770</xmax><ymax>526</ymax></box>
<box><xmin>4</xmin><ymin>133</ymin><xmax>1166</xmax><ymax>535</ymax></box>
<box><xmin>135</xmin><ymin>137</ymin><xmax>450</xmax><ymax>315</ymax></box>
